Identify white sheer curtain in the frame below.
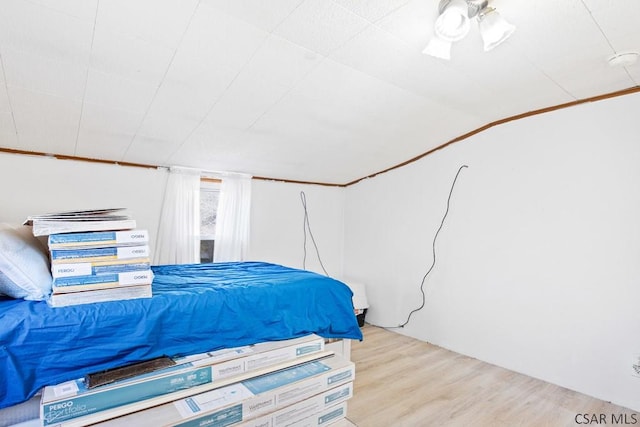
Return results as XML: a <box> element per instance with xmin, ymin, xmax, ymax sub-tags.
<box><xmin>213</xmin><ymin>173</ymin><xmax>252</xmax><ymax>262</ymax></box>
<box><xmin>153</xmin><ymin>168</ymin><xmax>201</xmax><ymax>265</ymax></box>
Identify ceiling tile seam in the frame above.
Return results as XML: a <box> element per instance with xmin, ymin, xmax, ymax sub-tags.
<box><xmin>519</xmin><ymin>38</ymin><xmax>606</xmax><ymax>102</ymax></box>
<box><xmin>162</xmin><ymin>33</ymin><xmax>273</xmax><ymax>167</ymax></box>
<box><xmin>324</xmin><ymin>0</ymin><xmax>556</xmax><ymax>107</ymax></box>
<box><xmin>73</xmin><ymin>0</ymin><xmax>100</xmax><ymax>156</ymax></box>
<box><xmin>580</xmin><ymin>0</ymin><xmax>617</xmax><ymax>54</ymax></box>
<box><xmin>579</xmin><ymin>0</ymin><xmax>636</xmax><ymax>84</ymax></box>
<box><xmin>451</xmin><ymin>40</ymin><xmax>579</xmax><ymax>104</ymax></box>
<box><xmin>0</xmin><ymin>50</ymin><xmax>20</xmax><ymax>144</ymax></box>
<box><xmin>317</xmin><ymin>5</ymin><xmax>486</xmax><ymax>109</ymax></box>
<box><xmin>163</xmin><ymin>0</ymin><xmax>310</xmax><ymax>165</ymax></box>
<box><xmin>240</xmin><ymin>45</ymin><xmax>475</xmax><ymax>136</ymax></box>
<box><xmin>245</xmin><ymin>8</ymin><xmax>382</xmax><ymax>133</ymax></box>
<box><xmin>22</xmin><ymin>0</ymin><xmax>92</xmax><ymax>24</ymax></box>
<box><xmin>118</xmin><ymin>0</ymin><xmax>203</xmax><ymax>162</ymax></box>
<box><xmin>243</xmin><ymin>47</ymin><xmax>327</xmax><ymax>133</ymax></box>
<box><xmin>329</xmin><ymin>0</ymin><xmax>413</xmax><ymax>26</ymax></box>
<box><xmin>355</xmin><ymin>19</ymin><xmax>585</xmax><ymax>114</ymax></box>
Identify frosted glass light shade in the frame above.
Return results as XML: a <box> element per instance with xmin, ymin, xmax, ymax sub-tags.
<box><xmin>434</xmin><ymin>0</ymin><xmax>470</xmax><ymax>42</ymax></box>
<box><xmin>478</xmin><ymin>8</ymin><xmax>516</xmax><ymax>51</ymax></box>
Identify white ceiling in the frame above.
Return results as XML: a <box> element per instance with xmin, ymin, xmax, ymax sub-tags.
<box><xmin>0</xmin><ymin>0</ymin><xmax>638</xmax><ymax>185</ymax></box>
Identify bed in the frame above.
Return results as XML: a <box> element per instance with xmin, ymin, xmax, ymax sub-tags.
<box><xmin>0</xmin><ymin>261</ymin><xmax>363</xmax><ymax>420</ymax></box>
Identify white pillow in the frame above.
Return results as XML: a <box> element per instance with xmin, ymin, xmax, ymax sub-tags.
<box><xmin>0</xmin><ymin>223</ymin><xmax>52</xmax><ymax>300</ymax></box>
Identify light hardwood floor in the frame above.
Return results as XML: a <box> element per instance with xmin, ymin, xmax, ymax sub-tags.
<box><xmin>346</xmin><ymin>325</ymin><xmax>636</xmax><ymax>427</ymax></box>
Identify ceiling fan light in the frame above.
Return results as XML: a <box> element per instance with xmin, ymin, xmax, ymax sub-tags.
<box><xmin>434</xmin><ymin>0</ymin><xmax>471</xmax><ymax>42</ymax></box>
<box><xmin>423</xmin><ymin>36</ymin><xmax>452</xmax><ymax>60</ymax></box>
<box><xmin>478</xmin><ymin>7</ymin><xmax>515</xmax><ymax>51</ymax></box>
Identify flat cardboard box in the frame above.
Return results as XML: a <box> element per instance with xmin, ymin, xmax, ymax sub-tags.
<box><xmin>238</xmin><ymin>382</ymin><xmax>352</xmax><ymax>427</ymax></box>
<box><xmin>94</xmin><ymin>354</ymin><xmax>354</xmax><ymax>427</ymax></box>
<box><xmin>41</xmin><ymin>335</ymin><xmax>325</xmax><ymax>426</ymax></box>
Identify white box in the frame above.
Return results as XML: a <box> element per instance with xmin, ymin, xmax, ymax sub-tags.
<box><xmin>42</xmin><ymin>335</ymin><xmax>325</xmax><ymax>426</ymax></box>
<box><xmin>238</xmin><ymin>382</ymin><xmax>352</xmax><ymax>427</ymax></box>
<box><xmin>94</xmin><ymin>355</ymin><xmax>354</xmax><ymax>427</ymax></box>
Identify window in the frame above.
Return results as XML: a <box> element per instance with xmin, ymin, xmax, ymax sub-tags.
<box><xmin>200</xmin><ymin>179</ymin><xmax>220</xmax><ymax>263</ymax></box>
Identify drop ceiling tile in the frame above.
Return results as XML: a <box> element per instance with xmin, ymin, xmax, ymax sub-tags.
<box><xmin>123</xmin><ymin>135</ymin><xmax>180</xmax><ymax>165</ymax></box>
<box><xmin>146</xmin><ymin>81</ymin><xmax>216</xmax><ymax>122</ymax></box>
<box><xmin>75</xmin><ymin>103</ymin><xmax>145</xmax><ymax>160</ymax></box>
<box><xmin>205</xmin><ymin>35</ymin><xmax>321</xmax><ymax>130</ymax></box>
<box><xmin>138</xmin><ymin>114</ymin><xmax>201</xmax><ymax>144</ymax></box>
<box><xmin>329</xmin><ymin>25</ymin><xmax>489</xmax><ymax>113</ymax></box>
<box><xmin>606</xmin><ymin>30</ymin><xmax>640</xmax><ymax>56</ymax></box>
<box><xmin>587</xmin><ymin>0</ymin><xmax>640</xmax><ymax>38</ymax></box>
<box><xmin>252</xmin><ymin>60</ymin><xmax>396</xmax><ymax>138</ymax></box>
<box><xmin>582</xmin><ymin>0</ymin><xmax>639</xmax><ymax>14</ymax></box>
<box><xmin>96</xmin><ymin>0</ymin><xmax>200</xmax><ymax>48</ymax></box>
<box><xmin>84</xmin><ymin>69</ymin><xmax>158</xmax><ymax>114</ymax></box>
<box><xmin>541</xmin><ymin>54</ymin><xmax>636</xmax><ymax>100</ymax></box>
<box><xmin>90</xmin><ymin>25</ymin><xmax>175</xmax><ymax>87</ymax></box>
<box><xmin>28</xmin><ymin>0</ymin><xmax>98</xmax><ymax>22</ymax></box>
<box><xmin>249</xmin><ymin>59</ymin><xmax>485</xmax><ymax>182</ymax></box>
<box><xmin>169</xmin><ymin>124</ymin><xmax>247</xmax><ymax>168</ymax></box>
<box><xmin>374</xmin><ymin>0</ymin><xmax>437</xmax><ymax>49</ymax></box>
<box><xmin>200</xmin><ymin>0</ymin><xmax>305</xmax><ymax>32</ymax></box>
<box><xmin>163</xmin><ymin>4</ymin><xmax>268</xmax><ymax>99</ymax></box>
<box><xmin>444</xmin><ymin>41</ymin><xmax>578</xmax><ymax>113</ymax></box>
<box><xmin>9</xmin><ymin>86</ymin><xmax>81</xmax><ymax>154</ymax></box>
<box><xmin>0</xmin><ymin>0</ymin><xmax>93</xmax><ymax>65</ymax></box>
<box><xmin>273</xmin><ymin>0</ymin><xmax>371</xmax><ymax>56</ymax></box>
<box><xmin>0</xmin><ymin>81</ymin><xmax>11</xmax><ymax>112</ymax></box>
<box><xmin>80</xmin><ymin>103</ymin><xmax>145</xmax><ymax>136</ymax></box>
<box><xmin>0</xmin><ymin>110</ymin><xmax>17</xmax><ymax>147</ymax></box>
<box><xmin>0</xmin><ymin>120</ymin><xmax>18</xmax><ymax>148</ymax></box>
<box><xmin>513</xmin><ymin>1</ymin><xmax>612</xmax><ymax>63</ymax></box>
<box><xmin>333</xmin><ymin>0</ymin><xmax>413</xmax><ymax>24</ymax></box>
<box><xmin>75</xmin><ymin>128</ymin><xmax>132</xmax><ymax>161</ymax></box>
<box><xmin>2</xmin><ymin>48</ymin><xmax>87</xmax><ymax>100</ymax></box>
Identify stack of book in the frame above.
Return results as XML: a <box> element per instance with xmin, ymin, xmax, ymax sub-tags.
<box><xmin>24</xmin><ymin>208</ymin><xmax>153</xmax><ymax>307</ymax></box>
<box><xmin>48</xmin><ymin>229</ymin><xmax>153</xmax><ymax>307</ymax></box>
<box><xmin>39</xmin><ymin>335</ymin><xmax>356</xmax><ymax>427</ymax></box>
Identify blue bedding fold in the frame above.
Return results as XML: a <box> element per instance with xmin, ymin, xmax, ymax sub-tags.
<box><xmin>0</xmin><ymin>261</ymin><xmax>362</xmax><ymax>409</ymax></box>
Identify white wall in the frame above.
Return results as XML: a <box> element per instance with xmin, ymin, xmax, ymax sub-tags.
<box><xmin>0</xmin><ymin>153</ymin><xmax>167</xmax><ymax>251</ymax></box>
<box><xmin>249</xmin><ymin>180</ymin><xmax>345</xmax><ymax>278</ymax></box>
<box><xmin>0</xmin><ymin>153</ymin><xmax>346</xmax><ymax>277</ymax></box>
<box><xmin>344</xmin><ymin>92</ymin><xmax>640</xmax><ymax>411</ymax></box>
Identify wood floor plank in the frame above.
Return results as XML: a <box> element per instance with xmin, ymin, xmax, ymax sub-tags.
<box><xmin>346</xmin><ymin>325</ymin><xmax>636</xmax><ymax>427</ymax></box>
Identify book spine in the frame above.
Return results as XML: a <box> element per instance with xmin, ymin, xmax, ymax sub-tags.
<box><xmin>51</xmin><ymin>246</ymin><xmax>150</xmax><ymax>263</ymax></box>
<box><xmin>52</xmin><ymin>270</ymin><xmax>154</xmax><ymax>293</ymax></box>
<box><xmin>48</xmin><ymin>230</ymin><xmax>149</xmax><ymax>248</ymax></box>
<box><xmin>52</xmin><ymin>262</ymin><xmax>151</xmax><ymax>278</ymax></box>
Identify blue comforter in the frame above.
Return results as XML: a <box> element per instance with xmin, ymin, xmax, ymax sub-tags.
<box><xmin>0</xmin><ymin>262</ymin><xmax>362</xmax><ymax>409</ymax></box>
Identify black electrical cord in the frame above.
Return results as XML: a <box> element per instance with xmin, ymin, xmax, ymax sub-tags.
<box><xmin>301</xmin><ymin>191</ymin><xmax>329</xmax><ymax>276</ymax></box>
<box><xmin>371</xmin><ymin>164</ymin><xmax>469</xmax><ymax>329</ymax></box>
